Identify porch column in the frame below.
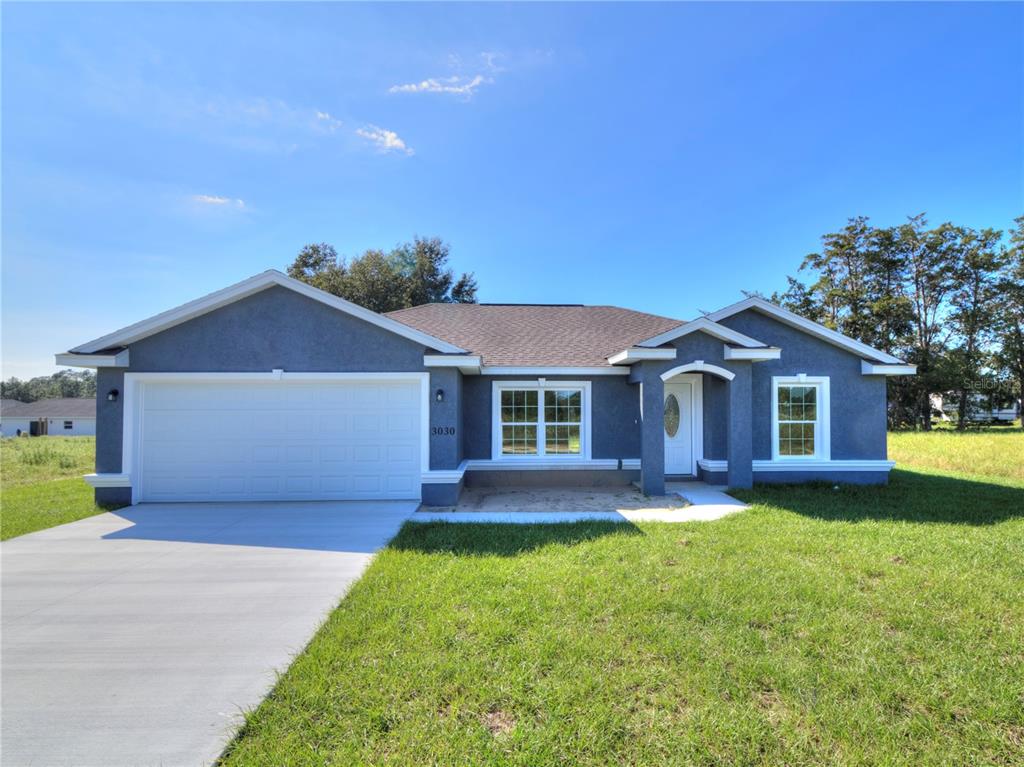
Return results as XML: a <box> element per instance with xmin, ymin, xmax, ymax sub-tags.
<box><xmin>638</xmin><ymin>367</ymin><xmax>666</xmax><ymax>496</ymax></box>
<box><xmin>727</xmin><ymin>361</ymin><xmax>753</xmax><ymax>489</ymax></box>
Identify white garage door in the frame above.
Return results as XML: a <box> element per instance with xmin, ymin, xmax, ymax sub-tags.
<box><xmin>138</xmin><ymin>379</ymin><xmax>422</xmax><ymax>502</ymax></box>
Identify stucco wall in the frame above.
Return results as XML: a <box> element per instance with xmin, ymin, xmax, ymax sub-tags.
<box><xmin>460</xmin><ymin>374</ymin><xmax>641</xmax><ymax>461</ymax></box>
<box><xmin>715</xmin><ymin>309</ymin><xmax>888</xmax><ymax>461</ymax></box>
<box><xmin>93</xmin><ymin>286</ymin><xmax>472</xmax><ymax>482</ymax></box>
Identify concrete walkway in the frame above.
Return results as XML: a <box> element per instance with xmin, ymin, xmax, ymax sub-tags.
<box><xmin>1</xmin><ymin>501</ymin><xmax>416</xmax><ymax>767</ymax></box>
<box><xmin>413</xmin><ymin>481</ymin><xmax>747</xmax><ymax>524</ymax></box>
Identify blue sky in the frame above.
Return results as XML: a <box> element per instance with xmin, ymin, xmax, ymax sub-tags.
<box><xmin>3</xmin><ymin>2</ymin><xmax>1021</xmax><ymax>378</ymax></box>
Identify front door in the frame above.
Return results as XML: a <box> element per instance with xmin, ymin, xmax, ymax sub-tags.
<box><xmin>664</xmin><ymin>381</ymin><xmax>694</xmax><ymax>475</ymax></box>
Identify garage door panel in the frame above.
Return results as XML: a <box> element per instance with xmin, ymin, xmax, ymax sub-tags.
<box><xmin>138</xmin><ymin>380</ymin><xmax>422</xmax><ymax>502</ymax></box>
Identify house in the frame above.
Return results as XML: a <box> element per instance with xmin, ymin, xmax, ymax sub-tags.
<box><xmin>55</xmin><ymin>270</ymin><xmax>916</xmax><ymax>507</ymax></box>
<box><xmin>0</xmin><ymin>398</ymin><xmax>97</xmax><ymax>437</ymax></box>
<box><xmin>930</xmin><ymin>393</ymin><xmax>1020</xmax><ymax>424</ymax></box>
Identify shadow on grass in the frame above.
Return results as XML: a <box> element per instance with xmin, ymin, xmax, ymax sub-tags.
<box><xmin>734</xmin><ymin>468</ymin><xmax>1024</xmax><ymax>526</ymax></box>
<box><xmin>388</xmin><ymin>519</ymin><xmax>643</xmax><ymax>556</ymax></box>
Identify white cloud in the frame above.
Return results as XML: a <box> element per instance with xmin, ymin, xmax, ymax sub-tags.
<box><xmin>315</xmin><ymin>110</ymin><xmax>343</xmax><ymax>132</ymax></box>
<box><xmin>355</xmin><ymin>125</ymin><xmax>414</xmax><ymax>156</ymax></box>
<box><xmin>193</xmin><ymin>194</ymin><xmax>246</xmax><ymax>209</ymax></box>
<box><xmin>388</xmin><ymin>74</ymin><xmax>489</xmax><ymax>98</ymax></box>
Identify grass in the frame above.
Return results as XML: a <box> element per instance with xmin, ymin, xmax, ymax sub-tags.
<box><xmin>219</xmin><ymin>435</ymin><xmax>1024</xmax><ymax>766</ymax></box>
<box><xmin>0</xmin><ymin>436</ymin><xmax>107</xmax><ymax>540</ymax></box>
<box><xmin>889</xmin><ymin>427</ymin><xmax>1023</xmax><ymax>481</ymax></box>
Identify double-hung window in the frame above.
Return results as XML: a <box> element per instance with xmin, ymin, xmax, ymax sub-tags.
<box><xmin>493</xmin><ymin>382</ymin><xmax>590</xmax><ymax>458</ymax></box>
<box><xmin>771</xmin><ymin>376</ymin><xmax>830</xmax><ymax>460</ymax></box>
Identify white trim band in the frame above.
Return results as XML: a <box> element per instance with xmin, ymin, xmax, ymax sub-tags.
<box><xmin>83</xmin><ymin>473</ymin><xmax>132</xmax><ymax>488</ymax></box>
<box><xmin>860</xmin><ymin>361</ymin><xmax>918</xmax><ymax>376</ymax></box>
<box><xmin>696</xmin><ymin>459</ymin><xmax>896</xmax><ymax>473</ymax></box>
<box><xmin>607</xmin><ymin>348</ymin><xmax>678</xmax><ymax>365</ymax></box>
<box><xmin>723</xmin><ymin>345</ymin><xmax>781</xmax><ymax>361</ymax></box>
<box><xmin>55</xmin><ymin>350</ymin><xmax>130</xmax><ymax>368</ymax></box>
<box><xmin>480</xmin><ymin>366</ymin><xmax>629</xmax><ymax>376</ymax></box>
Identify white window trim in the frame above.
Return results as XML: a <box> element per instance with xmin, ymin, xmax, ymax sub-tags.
<box><xmin>491</xmin><ymin>380</ymin><xmax>592</xmax><ymax>460</ymax></box>
<box><xmin>771</xmin><ymin>375</ymin><xmax>831</xmax><ymax>461</ymax></box>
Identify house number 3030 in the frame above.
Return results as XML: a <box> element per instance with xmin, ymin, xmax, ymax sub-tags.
<box><xmin>431</xmin><ymin>426</ymin><xmax>456</xmax><ymax>436</ymax></box>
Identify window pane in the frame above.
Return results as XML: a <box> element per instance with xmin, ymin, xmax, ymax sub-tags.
<box><xmin>544</xmin><ymin>389</ymin><xmax>582</xmax><ymax>423</ymax></box>
<box><xmin>501</xmin><ymin>424</ymin><xmax>537</xmax><ymax>455</ymax></box>
<box><xmin>544</xmin><ymin>424</ymin><xmax>580</xmax><ymax>454</ymax></box>
<box><xmin>501</xmin><ymin>390</ymin><xmax>538</xmax><ymax>423</ymax></box>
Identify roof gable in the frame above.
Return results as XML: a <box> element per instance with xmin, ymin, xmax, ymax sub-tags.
<box><xmin>704</xmin><ymin>296</ymin><xmax>904</xmax><ymax>364</ymax></box>
<box><xmin>68</xmin><ymin>270</ymin><xmax>465</xmax><ymax>355</ymax></box>
<box><xmin>636</xmin><ymin>316</ymin><xmax>769</xmax><ymax>349</ymax></box>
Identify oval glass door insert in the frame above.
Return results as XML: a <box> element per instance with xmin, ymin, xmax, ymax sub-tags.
<box><xmin>664</xmin><ymin>393</ymin><xmax>680</xmax><ymax>437</ymax></box>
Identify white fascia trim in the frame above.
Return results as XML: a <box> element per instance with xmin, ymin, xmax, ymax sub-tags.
<box><xmin>696</xmin><ymin>459</ymin><xmax>896</xmax><ymax>472</ymax></box>
<box><xmin>83</xmin><ymin>473</ymin><xmax>132</xmax><ymax>488</ymax></box>
<box><xmin>638</xmin><ymin>316</ymin><xmax>768</xmax><ymax>349</ymax></box>
<box><xmin>860</xmin><ymin>360</ymin><xmax>918</xmax><ymax>376</ymax></box>
<box><xmin>705</xmin><ymin>296</ymin><xmax>904</xmax><ymax>365</ymax></box>
<box><xmin>723</xmin><ymin>345</ymin><xmax>781</xmax><ymax>362</ymax></box>
<box><xmin>54</xmin><ymin>350</ymin><xmax>130</xmax><ymax>368</ymax></box>
<box><xmin>480</xmin><ymin>366</ymin><xmax>629</xmax><ymax>376</ymax></box>
<box><xmin>70</xmin><ymin>270</ymin><xmax>465</xmax><ymax>355</ymax></box>
<box><xmin>424</xmin><ymin>354</ymin><xmax>482</xmax><ymax>374</ymax></box>
<box><xmin>660</xmin><ymin>361</ymin><xmax>735</xmax><ymax>381</ymax></box>
<box><xmin>607</xmin><ymin>348</ymin><xmax>678</xmax><ymax>365</ymax></box>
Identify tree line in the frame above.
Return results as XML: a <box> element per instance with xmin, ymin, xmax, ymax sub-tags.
<box><xmin>770</xmin><ymin>214</ymin><xmax>1023</xmax><ymax>429</ymax></box>
<box><xmin>1</xmin><ymin>370</ymin><xmax>97</xmax><ymax>403</ymax></box>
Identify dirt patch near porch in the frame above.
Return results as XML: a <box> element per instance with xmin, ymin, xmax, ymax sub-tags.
<box><xmin>435</xmin><ymin>486</ymin><xmax>690</xmax><ymax>514</ymax></box>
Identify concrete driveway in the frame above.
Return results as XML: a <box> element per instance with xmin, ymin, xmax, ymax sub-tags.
<box><xmin>1</xmin><ymin>501</ymin><xmax>416</xmax><ymax>767</ymax></box>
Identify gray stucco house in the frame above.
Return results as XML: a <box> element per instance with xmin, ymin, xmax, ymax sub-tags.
<box><xmin>56</xmin><ymin>270</ymin><xmax>916</xmax><ymax>507</ymax></box>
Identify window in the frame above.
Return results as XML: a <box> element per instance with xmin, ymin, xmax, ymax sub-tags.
<box><xmin>63</xmin><ymin>421</ymin><xmax>73</xmax><ymax>430</ymax></box>
<box><xmin>771</xmin><ymin>376</ymin><xmax>830</xmax><ymax>460</ymax></box>
<box><xmin>494</xmin><ymin>382</ymin><xmax>590</xmax><ymax>458</ymax></box>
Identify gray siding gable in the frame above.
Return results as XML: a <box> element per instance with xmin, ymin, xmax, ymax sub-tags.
<box><xmin>127</xmin><ymin>285</ymin><xmax>429</xmax><ymax>372</ymax></box>
<box><xmin>715</xmin><ymin>308</ymin><xmax>887</xmax><ymax>461</ymax></box>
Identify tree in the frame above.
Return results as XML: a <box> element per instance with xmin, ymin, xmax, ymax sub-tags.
<box><xmin>285</xmin><ymin>236</ymin><xmax>478</xmax><ymax>311</ymax></box>
<box><xmin>344</xmin><ymin>249</ymin><xmax>407</xmax><ymax>313</ymax></box>
<box><xmin>1</xmin><ymin>370</ymin><xmax>97</xmax><ymax>402</ymax></box>
<box><xmin>769</xmin><ymin>213</ymin><xmax>1020</xmax><ymax>430</ymax></box>
<box><xmin>285</xmin><ymin>243</ymin><xmax>346</xmax><ymax>295</ymax></box>
<box><xmin>994</xmin><ymin>216</ymin><xmax>1024</xmax><ymax>429</ymax></box>
<box><xmin>946</xmin><ymin>227</ymin><xmax>1005</xmax><ymax>428</ymax></box>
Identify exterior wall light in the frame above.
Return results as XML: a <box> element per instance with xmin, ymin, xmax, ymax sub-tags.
<box><xmin>107</xmin><ymin>389</ymin><xmax>119</xmax><ymax>402</ymax></box>
<box><xmin>435</xmin><ymin>388</ymin><xmax>445</xmax><ymax>403</ymax></box>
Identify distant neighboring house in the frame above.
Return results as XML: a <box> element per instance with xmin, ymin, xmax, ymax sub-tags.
<box><xmin>930</xmin><ymin>393</ymin><xmax>1020</xmax><ymax>424</ymax></box>
<box><xmin>56</xmin><ymin>270</ymin><xmax>917</xmax><ymax>507</ymax></box>
<box><xmin>0</xmin><ymin>398</ymin><xmax>97</xmax><ymax>437</ymax></box>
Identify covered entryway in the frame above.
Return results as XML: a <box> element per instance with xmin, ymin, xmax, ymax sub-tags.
<box><xmin>132</xmin><ymin>374</ymin><xmax>425</xmax><ymax>502</ymax></box>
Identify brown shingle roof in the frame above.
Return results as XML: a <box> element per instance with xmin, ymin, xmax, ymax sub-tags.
<box><xmin>1</xmin><ymin>398</ymin><xmax>96</xmax><ymax>418</ymax></box>
<box><xmin>386</xmin><ymin>304</ymin><xmax>684</xmax><ymax>366</ymax></box>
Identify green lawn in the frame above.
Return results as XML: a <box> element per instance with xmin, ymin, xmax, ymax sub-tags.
<box><xmin>889</xmin><ymin>427</ymin><xmax>1023</xmax><ymax>481</ymax></box>
<box><xmin>220</xmin><ymin>435</ymin><xmax>1024</xmax><ymax>766</ymax></box>
<box><xmin>0</xmin><ymin>436</ymin><xmax>107</xmax><ymax>540</ymax></box>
